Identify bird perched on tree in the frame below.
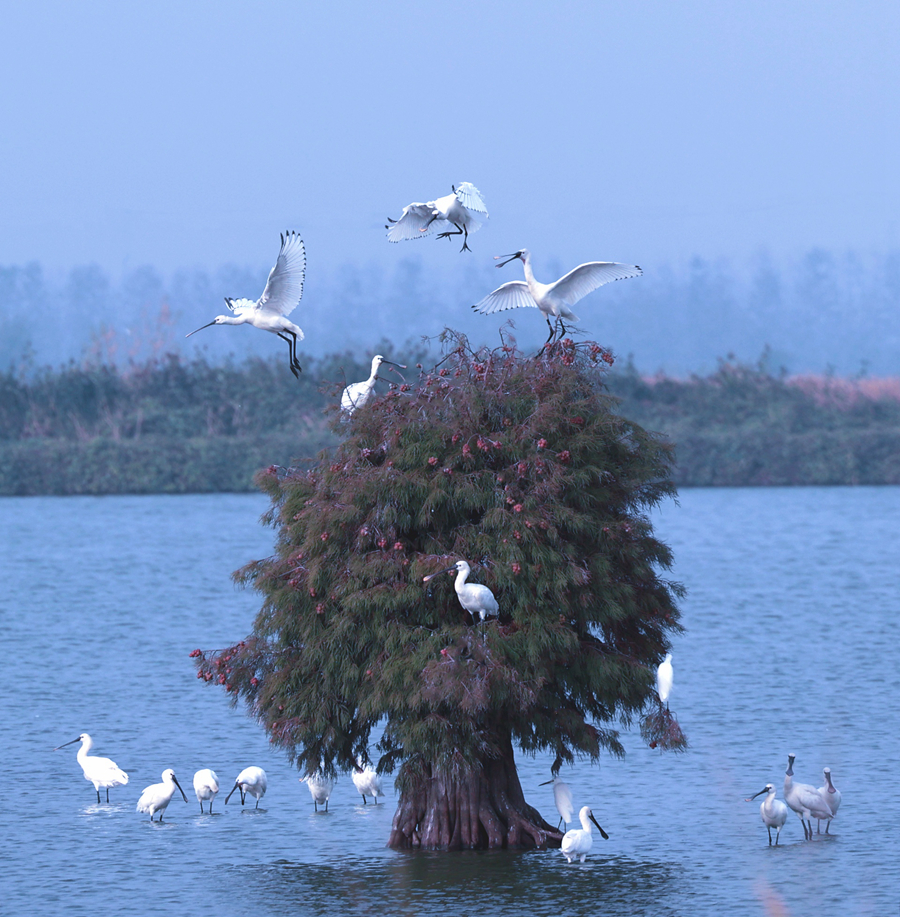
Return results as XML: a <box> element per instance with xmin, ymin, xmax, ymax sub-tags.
<box><xmin>561</xmin><ymin>805</ymin><xmax>609</xmax><ymax>863</ymax></box>
<box><xmin>54</xmin><ymin>733</ymin><xmax>129</xmax><ymax>803</ymax></box>
<box><xmin>472</xmin><ymin>249</ymin><xmax>642</xmax><ymax>344</ymax></box>
<box><xmin>539</xmin><ymin>775</ymin><xmax>574</xmax><ymax>830</ymax></box>
<box><xmin>656</xmin><ymin>653</ymin><xmax>673</xmax><ymax>707</ymax></box>
<box><xmin>748</xmin><ymin>783</ymin><xmax>789</xmax><ymax>845</ymax></box>
<box><xmin>186</xmin><ymin>231</ymin><xmax>307</xmax><ymax>378</ymax></box>
<box><xmin>817</xmin><ymin>767</ymin><xmax>841</xmax><ymax>833</ymax></box>
<box><xmin>386</xmin><ymin>183</ymin><xmax>488</xmax><ymax>251</ymax></box>
<box><xmin>136</xmin><ymin>769</ymin><xmax>188</xmax><ymax>822</ymax></box>
<box><xmin>423</xmin><ymin>560</ymin><xmax>499</xmax><ymax>630</ymax></box>
<box><xmin>341</xmin><ymin>354</ymin><xmax>406</xmax><ymax>414</ymax></box>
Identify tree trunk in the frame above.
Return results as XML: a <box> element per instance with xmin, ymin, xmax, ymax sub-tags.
<box><xmin>388</xmin><ymin>731</ymin><xmax>562</xmax><ymax>850</ymax></box>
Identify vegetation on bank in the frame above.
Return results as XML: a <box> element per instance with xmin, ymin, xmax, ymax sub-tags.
<box><xmin>2</xmin><ymin>347</ymin><xmax>900</xmax><ymax>494</ymax></box>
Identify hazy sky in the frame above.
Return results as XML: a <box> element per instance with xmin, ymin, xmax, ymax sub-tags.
<box><xmin>2</xmin><ymin>0</ymin><xmax>899</xmax><ymax>283</ymax></box>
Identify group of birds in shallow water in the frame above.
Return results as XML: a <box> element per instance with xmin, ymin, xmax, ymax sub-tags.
<box><xmin>53</xmin><ymin>733</ymin><xmax>384</xmax><ymax>823</ymax></box>
<box><xmin>184</xmin><ymin>181</ymin><xmax>644</xmax><ymax>397</ymax></box>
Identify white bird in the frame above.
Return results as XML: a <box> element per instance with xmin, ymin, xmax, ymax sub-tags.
<box><xmin>423</xmin><ymin>560</ymin><xmax>499</xmax><ymax>630</ymax></box>
<box><xmin>54</xmin><ymin>733</ymin><xmax>129</xmax><ymax>803</ymax></box>
<box><xmin>136</xmin><ymin>768</ymin><xmax>188</xmax><ymax>822</ymax></box>
<box><xmin>186</xmin><ymin>231</ymin><xmax>307</xmax><ymax>378</ymax></box>
<box><xmin>539</xmin><ymin>776</ymin><xmax>574</xmax><ymax>830</ymax></box>
<box><xmin>817</xmin><ymin>767</ymin><xmax>841</xmax><ymax>834</ymax></box>
<box><xmin>783</xmin><ymin>753</ymin><xmax>832</xmax><ymax>839</ymax></box>
<box><xmin>386</xmin><ymin>182</ymin><xmax>488</xmax><ymax>251</ymax></box>
<box><xmin>656</xmin><ymin>653</ymin><xmax>673</xmax><ymax>707</ymax></box>
<box><xmin>341</xmin><ymin>354</ymin><xmax>407</xmax><ymax>414</ymax></box>
<box><xmin>351</xmin><ymin>762</ymin><xmax>384</xmax><ymax>805</ymax></box>
<box><xmin>299</xmin><ymin>770</ymin><xmax>334</xmax><ymax>812</ymax></box>
<box><xmin>748</xmin><ymin>784</ymin><xmax>789</xmax><ymax>846</ymax></box>
<box><xmin>193</xmin><ymin>768</ymin><xmax>219</xmax><ymax>814</ymax></box>
<box><xmin>560</xmin><ymin>805</ymin><xmax>609</xmax><ymax>863</ymax></box>
<box><xmin>225</xmin><ymin>766</ymin><xmax>268</xmax><ymax>809</ymax></box>
<box><xmin>472</xmin><ymin>249</ymin><xmax>642</xmax><ymax>343</ymax></box>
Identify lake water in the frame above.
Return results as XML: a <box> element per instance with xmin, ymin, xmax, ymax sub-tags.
<box><xmin>1</xmin><ymin>488</ymin><xmax>896</xmax><ymax>917</ymax></box>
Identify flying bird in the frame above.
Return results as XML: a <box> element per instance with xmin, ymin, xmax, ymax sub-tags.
<box><xmin>186</xmin><ymin>231</ymin><xmax>307</xmax><ymax>377</ymax></box>
<box><xmin>560</xmin><ymin>805</ymin><xmax>609</xmax><ymax>863</ymax></box>
<box><xmin>341</xmin><ymin>354</ymin><xmax>406</xmax><ymax>414</ymax></box>
<box><xmin>54</xmin><ymin>733</ymin><xmax>129</xmax><ymax>803</ymax></box>
<box><xmin>136</xmin><ymin>769</ymin><xmax>188</xmax><ymax>822</ymax></box>
<box><xmin>783</xmin><ymin>753</ymin><xmax>832</xmax><ymax>839</ymax></box>
<box><xmin>539</xmin><ymin>775</ymin><xmax>574</xmax><ymax>831</ymax></box>
<box><xmin>193</xmin><ymin>768</ymin><xmax>220</xmax><ymax>814</ymax></box>
<box><xmin>472</xmin><ymin>249</ymin><xmax>642</xmax><ymax>343</ymax></box>
<box><xmin>656</xmin><ymin>653</ymin><xmax>673</xmax><ymax>707</ymax></box>
<box><xmin>424</xmin><ymin>560</ymin><xmax>499</xmax><ymax>631</ymax></box>
<box><xmin>386</xmin><ymin>183</ymin><xmax>488</xmax><ymax>251</ymax></box>
<box><xmin>351</xmin><ymin>762</ymin><xmax>385</xmax><ymax>805</ymax></box>
<box><xmin>748</xmin><ymin>784</ymin><xmax>789</xmax><ymax>846</ymax></box>
<box><xmin>225</xmin><ymin>766</ymin><xmax>268</xmax><ymax>809</ymax></box>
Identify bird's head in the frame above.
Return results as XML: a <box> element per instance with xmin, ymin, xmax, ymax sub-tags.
<box><xmin>185</xmin><ymin>315</ymin><xmax>230</xmax><ymax>337</ymax></box>
<box><xmin>749</xmin><ymin>784</ymin><xmax>775</xmax><ymax>800</ymax></box>
<box><xmin>786</xmin><ymin>753</ymin><xmax>795</xmax><ymax>775</ymax></box>
<box><xmin>422</xmin><ymin>559</ymin><xmax>469</xmax><ymax>583</ymax></box>
<box><xmin>494</xmin><ymin>250</ymin><xmax>527</xmax><ymax>268</ymax></box>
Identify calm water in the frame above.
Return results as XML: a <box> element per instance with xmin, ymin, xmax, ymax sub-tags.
<box><xmin>1</xmin><ymin>489</ymin><xmax>896</xmax><ymax>917</ymax></box>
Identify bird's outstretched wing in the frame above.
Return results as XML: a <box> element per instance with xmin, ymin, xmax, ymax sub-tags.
<box><xmin>258</xmin><ymin>231</ymin><xmax>307</xmax><ymax>316</ymax></box>
<box><xmin>472</xmin><ymin>281</ymin><xmax>537</xmax><ymax>314</ymax></box>
<box><xmin>551</xmin><ymin>262</ymin><xmax>642</xmax><ymax>306</ymax></box>
<box><xmin>386</xmin><ymin>202</ymin><xmax>444</xmax><ymax>241</ymax></box>
<box><xmin>454</xmin><ymin>182</ymin><xmax>488</xmax><ymax>215</ymax></box>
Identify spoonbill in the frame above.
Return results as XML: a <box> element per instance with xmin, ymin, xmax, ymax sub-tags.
<box><xmin>299</xmin><ymin>770</ymin><xmax>334</xmax><ymax>812</ymax></box>
<box><xmin>656</xmin><ymin>653</ymin><xmax>673</xmax><ymax>707</ymax></box>
<box><xmin>817</xmin><ymin>767</ymin><xmax>841</xmax><ymax>834</ymax></box>
<box><xmin>186</xmin><ymin>231</ymin><xmax>307</xmax><ymax>378</ymax></box>
<box><xmin>136</xmin><ymin>769</ymin><xmax>188</xmax><ymax>822</ymax></box>
<box><xmin>386</xmin><ymin>183</ymin><xmax>488</xmax><ymax>251</ymax></box>
<box><xmin>54</xmin><ymin>733</ymin><xmax>129</xmax><ymax>803</ymax></box>
<box><xmin>193</xmin><ymin>768</ymin><xmax>219</xmax><ymax>814</ymax></box>
<box><xmin>560</xmin><ymin>805</ymin><xmax>609</xmax><ymax>863</ymax></box>
<box><xmin>748</xmin><ymin>784</ymin><xmax>789</xmax><ymax>846</ymax></box>
<box><xmin>423</xmin><ymin>560</ymin><xmax>499</xmax><ymax>630</ymax></box>
<box><xmin>225</xmin><ymin>766</ymin><xmax>268</xmax><ymax>808</ymax></box>
<box><xmin>539</xmin><ymin>776</ymin><xmax>574</xmax><ymax>830</ymax></box>
<box><xmin>351</xmin><ymin>762</ymin><xmax>384</xmax><ymax>805</ymax></box>
<box><xmin>472</xmin><ymin>249</ymin><xmax>642</xmax><ymax>343</ymax></box>
<box><xmin>341</xmin><ymin>355</ymin><xmax>406</xmax><ymax>414</ymax></box>
<box><xmin>783</xmin><ymin>753</ymin><xmax>832</xmax><ymax>839</ymax></box>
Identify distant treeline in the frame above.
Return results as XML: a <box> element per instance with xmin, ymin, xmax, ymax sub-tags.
<box><xmin>3</xmin><ymin>246</ymin><xmax>900</xmax><ymax>376</ymax></box>
<box><xmin>2</xmin><ymin>350</ymin><xmax>900</xmax><ymax>495</ymax></box>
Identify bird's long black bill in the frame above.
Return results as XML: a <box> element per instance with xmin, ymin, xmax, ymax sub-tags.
<box><xmin>185</xmin><ymin>321</ymin><xmax>216</xmax><ymax>338</ymax></box>
<box><xmin>423</xmin><ymin>565</ymin><xmax>458</xmax><ymax>582</ymax></box>
<box><xmin>590</xmin><ymin>813</ymin><xmax>609</xmax><ymax>839</ymax></box>
<box><xmin>54</xmin><ymin>738</ymin><xmax>80</xmax><ymax>750</ymax></box>
<box><xmin>224</xmin><ymin>783</ymin><xmax>240</xmax><ymax>804</ymax></box>
<box><xmin>494</xmin><ymin>253</ymin><xmax>520</xmax><ymax>268</ymax></box>
<box><xmin>173</xmin><ymin>776</ymin><xmax>188</xmax><ymax>803</ymax></box>
<box><xmin>749</xmin><ymin>787</ymin><xmax>769</xmax><ymax>800</ymax></box>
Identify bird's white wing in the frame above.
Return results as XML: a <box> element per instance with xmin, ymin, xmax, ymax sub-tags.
<box><xmin>387</xmin><ymin>202</ymin><xmax>445</xmax><ymax>241</ymax></box>
<box><xmin>258</xmin><ymin>231</ymin><xmax>307</xmax><ymax>316</ymax></box>
<box><xmin>550</xmin><ymin>261</ymin><xmax>642</xmax><ymax>306</ymax></box>
<box><xmin>472</xmin><ymin>281</ymin><xmax>537</xmax><ymax>314</ymax></box>
<box><xmin>454</xmin><ymin>182</ymin><xmax>488</xmax><ymax>215</ymax></box>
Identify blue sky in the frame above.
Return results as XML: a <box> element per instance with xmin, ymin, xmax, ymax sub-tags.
<box><xmin>2</xmin><ymin>0</ymin><xmax>899</xmax><ymax>283</ymax></box>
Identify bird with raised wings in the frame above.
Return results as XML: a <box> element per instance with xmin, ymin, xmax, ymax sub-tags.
<box><xmin>472</xmin><ymin>249</ymin><xmax>642</xmax><ymax>343</ymax></box>
<box><xmin>386</xmin><ymin>183</ymin><xmax>488</xmax><ymax>251</ymax></box>
<box><xmin>186</xmin><ymin>231</ymin><xmax>307</xmax><ymax>377</ymax></box>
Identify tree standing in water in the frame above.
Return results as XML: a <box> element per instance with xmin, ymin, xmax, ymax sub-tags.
<box><xmin>194</xmin><ymin>335</ymin><xmax>685</xmax><ymax>849</ymax></box>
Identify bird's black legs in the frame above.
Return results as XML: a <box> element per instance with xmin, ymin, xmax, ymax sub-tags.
<box><xmin>96</xmin><ymin>789</ymin><xmax>101</xmax><ymax>803</ymax></box>
<box><xmin>767</xmin><ymin>827</ymin><xmax>772</xmax><ymax>845</ymax></box>
<box><xmin>255</xmin><ymin>799</ymin><xmax>260</xmax><ymax>809</ymax></box>
<box><xmin>199</xmin><ymin>801</ymin><xmax>204</xmax><ymax>814</ymax></box>
<box><xmin>277</xmin><ymin>332</ymin><xmax>303</xmax><ymax>378</ymax></box>
<box><xmin>362</xmin><ymin>795</ymin><xmax>368</xmax><ymax>805</ymax></box>
<box><xmin>436</xmin><ymin>223</ymin><xmax>471</xmax><ymax>251</ymax></box>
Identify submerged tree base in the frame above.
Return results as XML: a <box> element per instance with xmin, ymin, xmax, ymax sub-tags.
<box><xmin>389</xmin><ymin>734</ymin><xmax>561</xmax><ymax>850</ymax></box>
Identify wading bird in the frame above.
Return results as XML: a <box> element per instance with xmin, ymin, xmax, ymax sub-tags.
<box><xmin>299</xmin><ymin>770</ymin><xmax>334</xmax><ymax>812</ymax></box>
<box><xmin>54</xmin><ymin>733</ymin><xmax>129</xmax><ymax>803</ymax></box>
<box><xmin>193</xmin><ymin>768</ymin><xmax>219</xmax><ymax>814</ymax></box>
<box><xmin>136</xmin><ymin>769</ymin><xmax>188</xmax><ymax>822</ymax></box>
<box><xmin>225</xmin><ymin>766</ymin><xmax>268</xmax><ymax>809</ymax></box>
<box><xmin>539</xmin><ymin>776</ymin><xmax>574</xmax><ymax>831</ymax></box>
<box><xmin>748</xmin><ymin>784</ymin><xmax>789</xmax><ymax>846</ymax></box>
<box><xmin>561</xmin><ymin>805</ymin><xmax>609</xmax><ymax>863</ymax></box>
<box><xmin>817</xmin><ymin>767</ymin><xmax>841</xmax><ymax>834</ymax></box>
<box><xmin>386</xmin><ymin>183</ymin><xmax>488</xmax><ymax>251</ymax></box>
<box><xmin>472</xmin><ymin>249</ymin><xmax>642</xmax><ymax>344</ymax></box>
<box><xmin>351</xmin><ymin>762</ymin><xmax>384</xmax><ymax>805</ymax></box>
<box><xmin>186</xmin><ymin>231</ymin><xmax>307</xmax><ymax>378</ymax></box>
<box><xmin>423</xmin><ymin>560</ymin><xmax>499</xmax><ymax>631</ymax></box>
<box><xmin>783</xmin><ymin>753</ymin><xmax>832</xmax><ymax>839</ymax></box>
<box><xmin>656</xmin><ymin>653</ymin><xmax>673</xmax><ymax>707</ymax></box>
<box><xmin>341</xmin><ymin>354</ymin><xmax>406</xmax><ymax>414</ymax></box>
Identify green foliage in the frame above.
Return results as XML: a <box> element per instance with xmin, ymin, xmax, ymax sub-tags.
<box><xmin>196</xmin><ymin>336</ymin><xmax>683</xmax><ymax>779</ymax></box>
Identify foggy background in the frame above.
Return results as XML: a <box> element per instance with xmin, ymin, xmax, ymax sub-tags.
<box><xmin>2</xmin><ymin>1</ymin><xmax>898</xmax><ymax>375</ymax></box>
